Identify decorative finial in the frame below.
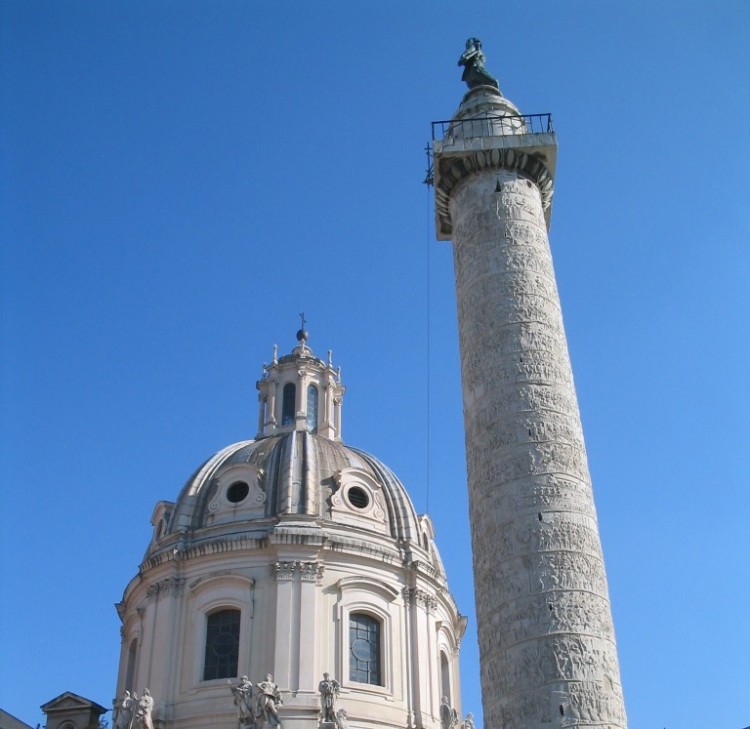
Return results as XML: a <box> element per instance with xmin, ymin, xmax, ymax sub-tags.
<box><xmin>458</xmin><ymin>38</ymin><xmax>500</xmax><ymax>91</ymax></box>
<box><xmin>327</xmin><ymin>350</ymin><xmax>333</xmax><ymax>367</ymax></box>
<box><xmin>272</xmin><ymin>344</ymin><xmax>278</xmax><ymax>364</ymax></box>
<box><xmin>297</xmin><ymin>311</ymin><xmax>309</xmax><ymax>345</ymax></box>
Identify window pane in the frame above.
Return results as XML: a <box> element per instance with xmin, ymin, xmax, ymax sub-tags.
<box><xmin>203</xmin><ymin>609</ymin><xmax>240</xmax><ymax>680</ymax></box>
<box><xmin>349</xmin><ymin>613</ymin><xmax>381</xmax><ymax>685</ymax></box>
<box><xmin>282</xmin><ymin>383</ymin><xmax>296</xmax><ymax>426</ymax></box>
<box><xmin>307</xmin><ymin>385</ymin><xmax>318</xmax><ymax>433</ymax></box>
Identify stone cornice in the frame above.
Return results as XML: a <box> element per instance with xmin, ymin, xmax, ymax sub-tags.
<box><xmin>141</xmin><ymin>534</ymin><xmax>267</xmax><ymax>571</ymax></box>
<box><xmin>408</xmin><ymin>558</ymin><xmax>437</xmax><ymax>578</ymax></box>
<box><xmin>434</xmin><ymin>147</ymin><xmax>554</xmax><ymax>237</ymax></box>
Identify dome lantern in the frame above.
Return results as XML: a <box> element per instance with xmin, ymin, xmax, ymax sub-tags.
<box><xmin>256</xmin><ymin>330</ymin><xmax>345</xmax><ymax>442</ymax></box>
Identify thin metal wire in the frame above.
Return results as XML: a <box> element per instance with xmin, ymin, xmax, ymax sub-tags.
<box><xmin>425</xmin><ymin>176</ymin><xmax>432</xmax><ymax>515</ymax></box>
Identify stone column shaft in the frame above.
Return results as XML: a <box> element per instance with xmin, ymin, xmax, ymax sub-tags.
<box><xmin>434</xmin><ymin>86</ymin><xmax>627</xmax><ymax>729</ymax></box>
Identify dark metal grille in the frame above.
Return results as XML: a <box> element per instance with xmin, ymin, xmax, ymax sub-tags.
<box><xmin>431</xmin><ymin>112</ymin><xmax>553</xmax><ymax>141</ymax></box>
<box><xmin>203</xmin><ymin>609</ymin><xmax>240</xmax><ymax>680</ymax></box>
<box><xmin>349</xmin><ymin>613</ymin><xmax>381</xmax><ymax>685</ymax></box>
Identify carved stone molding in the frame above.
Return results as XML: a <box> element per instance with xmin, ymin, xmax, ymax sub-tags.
<box><xmin>434</xmin><ymin>148</ymin><xmax>554</xmax><ymax>237</ymax></box>
<box><xmin>299</xmin><ymin>561</ymin><xmax>325</xmax><ymax>583</ymax></box>
<box><xmin>141</xmin><ymin>534</ymin><xmax>267</xmax><ymax>572</ymax></box>
<box><xmin>408</xmin><ymin>559</ymin><xmax>437</xmax><ymax>578</ymax></box>
<box><xmin>270</xmin><ymin>560</ymin><xmax>324</xmax><ymax>582</ymax></box>
<box><xmin>403</xmin><ymin>587</ymin><xmax>437</xmax><ymax>612</ymax></box>
<box><xmin>271</xmin><ymin>561</ymin><xmax>297</xmax><ymax>581</ymax></box>
<box><xmin>145</xmin><ymin>576</ymin><xmax>185</xmax><ymax>600</ymax></box>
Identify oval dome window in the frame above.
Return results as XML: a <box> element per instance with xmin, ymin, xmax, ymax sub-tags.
<box><xmin>347</xmin><ymin>486</ymin><xmax>370</xmax><ymax>509</ymax></box>
<box><xmin>227</xmin><ymin>481</ymin><xmax>250</xmax><ymax>503</ymax></box>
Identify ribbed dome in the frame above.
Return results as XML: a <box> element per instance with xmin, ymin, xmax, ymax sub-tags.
<box><xmin>147</xmin><ymin>432</ymin><xmax>424</xmax><ymax>559</ymax></box>
<box><xmin>142</xmin><ymin>337</ymin><xmax>447</xmax><ymax>582</ymax></box>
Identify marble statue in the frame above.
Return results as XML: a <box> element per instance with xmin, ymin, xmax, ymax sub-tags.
<box><xmin>461</xmin><ymin>713</ymin><xmax>475</xmax><ymax>729</ymax></box>
<box><xmin>136</xmin><ymin>689</ymin><xmax>154</xmax><ymax>729</ymax></box>
<box><xmin>334</xmin><ymin>709</ymin><xmax>348</xmax><ymax>729</ymax></box>
<box><xmin>232</xmin><ymin>676</ymin><xmax>255</xmax><ymax>723</ymax></box>
<box><xmin>113</xmin><ymin>691</ymin><xmax>134</xmax><ymax>729</ymax></box>
<box><xmin>439</xmin><ymin>697</ymin><xmax>458</xmax><ymax>729</ymax></box>
<box><xmin>318</xmin><ymin>673</ymin><xmax>340</xmax><ymax>724</ymax></box>
<box><xmin>458</xmin><ymin>38</ymin><xmax>499</xmax><ymax>90</ymax></box>
<box><xmin>255</xmin><ymin>675</ymin><xmax>282</xmax><ymax>727</ymax></box>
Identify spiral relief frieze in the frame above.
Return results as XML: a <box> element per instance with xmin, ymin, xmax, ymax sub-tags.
<box><xmin>442</xmin><ymin>131</ymin><xmax>627</xmax><ymax>727</ymax></box>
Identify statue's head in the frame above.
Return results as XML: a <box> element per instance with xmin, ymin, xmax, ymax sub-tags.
<box><xmin>266</xmin><ymin>674</ymin><xmax>273</xmax><ymax>681</ymax></box>
<box><xmin>323</xmin><ymin>672</ymin><xmax>329</xmax><ymax>679</ymax></box>
<box><xmin>241</xmin><ymin>675</ymin><xmax>249</xmax><ymax>682</ymax></box>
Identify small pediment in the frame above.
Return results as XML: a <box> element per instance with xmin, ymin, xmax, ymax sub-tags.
<box><xmin>41</xmin><ymin>692</ymin><xmax>106</xmax><ymax>714</ymax></box>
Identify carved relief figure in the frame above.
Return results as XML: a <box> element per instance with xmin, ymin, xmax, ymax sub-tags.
<box><xmin>318</xmin><ymin>673</ymin><xmax>341</xmax><ymax>724</ymax></box>
<box><xmin>232</xmin><ymin>676</ymin><xmax>255</xmax><ymax>723</ymax></box>
<box><xmin>255</xmin><ymin>674</ymin><xmax>282</xmax><ymax>727</ymax></box>
<box><xmin>458</xmin><ymin>38</ymin><xmax>499</xmax><ymax>90</ymax></box>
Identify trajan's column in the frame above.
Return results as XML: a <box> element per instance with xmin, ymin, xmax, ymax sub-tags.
<box><xmin>432</xmin><ymin>39</ymin><xmax>627</xmax><ymax>728</ymax></box>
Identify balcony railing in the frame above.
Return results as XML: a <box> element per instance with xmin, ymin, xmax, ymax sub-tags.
<box><xmin>431</xmin><ymin>112</ymin><xmax>553</xmax><ymax>142</ymax></box>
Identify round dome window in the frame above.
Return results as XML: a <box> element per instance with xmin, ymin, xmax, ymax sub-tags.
<box><xmin>347</xmin><ymin>486</ymin><xmax>370</xmax><ymax>509</ymax></box>
<box><xmin>227</xmin><ymin>481</ymin><xmax>250</xmax><ymax>503</ymax></box>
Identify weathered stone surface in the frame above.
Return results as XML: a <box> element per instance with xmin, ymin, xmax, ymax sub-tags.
<box><xmin>436</xmin><ymin>86</ymin><xmax>627</xmax><ymax>728</ymax></box>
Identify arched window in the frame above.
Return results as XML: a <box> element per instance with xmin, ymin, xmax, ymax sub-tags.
<box><xmin>281</xmin><ymin>383</ymin><xmax>296</xmax><ymax>426</ymax></box>
<box><xmin>125</xmin><ymin>637</ymin><xmax>138</xmax><ymax>692</ymax></box>
<box><xmin>307</xmin><ymin>384</ymin><xmax>318</xmax><ymax>433</ymax></box>
<box><xmin>440</xmin><ymin>651</ymin><xmax>451</xmax><ymax>705</ymax></box>
<box><xmin>349</xmin><ymin>613</ymin><xmax>381</xmax><ymax>685</ymax></box>
<box><xmin>203</xmin><ymin>609</ymin><xmax>240</xmax><ymax>680</ymax></box>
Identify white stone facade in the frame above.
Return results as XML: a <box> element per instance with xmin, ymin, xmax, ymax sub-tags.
<box><xmin>115</xmin><ymin>337</ymin><xmax>466</xmax><ymax>729</ymax></box>
<box><xmin>433</xmin><ymin>86</ymin><xmax>627</xmax><ymax>728</ymax></box>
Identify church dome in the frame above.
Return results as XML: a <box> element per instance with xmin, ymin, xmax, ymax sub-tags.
<box><xmin>147</xmin><ymin>432</ymin><xmax>424</xmax><ymax>558</ymax></box>
<box><xmin>144</xmin><ymin>336</ymin><xmax>437</xmax><ymax>572</ymax></box>
<box><xmin>118</xmin><ymin>334</ymin><xmax>462</xmax><ymax>729</ymax></box>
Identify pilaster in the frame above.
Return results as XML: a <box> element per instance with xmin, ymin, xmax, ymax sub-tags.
<box><xmin>271</xmin><ymin>561</ymin><xmax>297</xmax><ymax>688</ymax></box>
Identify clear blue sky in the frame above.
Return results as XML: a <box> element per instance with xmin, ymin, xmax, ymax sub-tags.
<box><xmin>1</xmin><ymin>2</ymin><xmax>748</xmax><ymax>728</ymax></box>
